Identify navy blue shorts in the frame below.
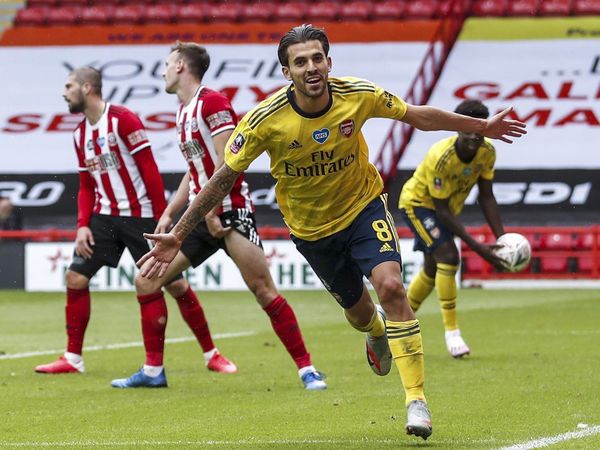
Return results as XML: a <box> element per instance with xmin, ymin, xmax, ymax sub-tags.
<box><xmin>292</xmin><ymin>194</ymin><xmax>401</xmax><ymax>309</ymax></box>
<box><xmin>400</xmin><ymin>206</ymin><xmax>454</xmax><ymax>254</ymax></box>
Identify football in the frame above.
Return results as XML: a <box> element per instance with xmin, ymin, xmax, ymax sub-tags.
<box><xmin>495</xmin><ymin>233</ymin><xmax>532</xmax><ymax>272</ymax></box>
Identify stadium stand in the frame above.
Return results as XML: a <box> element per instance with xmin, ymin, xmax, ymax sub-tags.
<box><xmin>10</xmin><ymin>0</ymin><xmax>600</xmax><ymax>27</ymax></box>
<box><xmin>505</xmin><ymin>0</ymin><xmax>539</xmax><ymax>16</ymax></box>
<box><xmin>339</xmin><ymin>1</ymin><xmax>373</xmax><ymax>21</ymax></box>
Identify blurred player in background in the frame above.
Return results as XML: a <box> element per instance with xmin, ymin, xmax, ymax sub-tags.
<box><xmin>399</xmin><ymin>100</ymin><xmax>508</xmax><ymax>358</ymax></box>
<box><xmin>0</xmin><ymin>196</ymin><xmax>22</xmax><ymax>231</ymax></box>
<box><xmin>136</xmin><ymin>25</ymin><xmax>526</xmax><ymax>439</ymax></box>
<box><xmin>35</xmin><ymin>67</ymin><xmax>237</xmax><ymax>384</ymax></box>
<box><xmin>123</xmin><ymin>42</ymin><xmax>326</xmax><ymax>391</ymax></box>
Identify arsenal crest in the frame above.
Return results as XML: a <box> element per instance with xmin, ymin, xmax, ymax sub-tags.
<box><xmin>339</xmin><ymin>119</ymin><xmax>354</xmax><ymax>138</ymax></box>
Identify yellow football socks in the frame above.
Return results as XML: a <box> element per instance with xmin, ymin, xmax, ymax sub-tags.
<box><xmin>407</xmin><ymin>269</ymin><xmax>435</xmax><ymax>312</ymax></box>
<box><xmin>344</xmin><ymin>307</ymin><xmax>386</xmax><ymax>337</ymax></box>
<box><xmin>387</xmin><ymin>319</ymin><xmax>426</xmax><ymax>405</ymax></box>
<box><xmin>436</xmin><ymin>263</ymin><xmax>459</xmax><ymax>331</ymax></box>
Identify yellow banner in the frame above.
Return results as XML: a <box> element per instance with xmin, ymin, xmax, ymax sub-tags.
<box><xmin>460</xmin><ymin>17</ymin><xmax>600</xmax><ymax>40</ymax></box>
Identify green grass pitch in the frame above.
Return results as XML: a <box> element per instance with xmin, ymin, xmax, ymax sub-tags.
<box><xmin>0</xmin><ymin>288</ymin><xmax>599</xmax><ymax>448</ymax></box>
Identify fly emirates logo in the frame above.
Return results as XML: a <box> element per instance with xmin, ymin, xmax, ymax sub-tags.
<box><xmin>284</xmin><ymin>150</ymin><xmax>356</xmax><ymax>177</ymax></box>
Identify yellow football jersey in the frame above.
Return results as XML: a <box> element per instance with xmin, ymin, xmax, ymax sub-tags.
<box><xmin>399</xmin><ymin>136</ymin><xmax>496</xmax><ymax>215</ymax></box>
<box><xmin>225</xmin><ymin>76</ymin><xmax>407</xmax><ymax>241</ymax></box>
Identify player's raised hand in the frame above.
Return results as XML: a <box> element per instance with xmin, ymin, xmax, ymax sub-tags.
<box><xmin>484</xmin><ymin>107</ymin><xmax>527</xmax><ymax>143</ymax></box>
<box><xmin>137</xmin><ymin>232</ymin><xmax>182</xmax><ymax>278</ymax></box>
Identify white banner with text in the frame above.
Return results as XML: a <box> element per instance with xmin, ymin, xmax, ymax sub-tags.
<box><xmin>25</xmin><ymin>239</ymin><xmax>432</xmax><ymax>292</ymax></box>
<box><xmin>0</xmin><ymin>43</ymin><xmax>425</xmax><ymax>174</ymax></box>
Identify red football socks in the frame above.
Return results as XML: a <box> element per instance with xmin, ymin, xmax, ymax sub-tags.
<box><xmin>65</xmin><ymin>287</ymin><xmax>91</xmax><ymax>355</ymax></box>
<box><xmin>175</xmin><ymin>286</ymin><xmax>215</xmax><ymax>353</ymax></box>
<box><xmin>263</xmin><ymin>295</ymin><xmax>311</xmax><ymax>369</ymax></box>
<box><xmin>137</xmin><ymin>291</ymin><xmax>168</xmax><ymax>366</ymax></box>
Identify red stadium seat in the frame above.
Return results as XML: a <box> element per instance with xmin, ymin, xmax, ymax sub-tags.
<box><xmin>27</xmin><ymin>0</ymin><xmax>55</xmax><ymax>6</ymax></box>
<box><xmin>240</xmin><ymin>2</ymin><xmax>275</xmax><ymax>22</ymax></box>
<box><xmin>540</xmin><ymin>233</ymin><xmax>575</xmax><ymax>250</ymax></box>
<box><xmin>15</xmin><ymin>7</ymin><xmax>48</xmax><ymax>26</ymax></box>
<box><xmin>404</xmin><ymin>0</ymin><xmax>440</xmax><ymax>19</ymax></box>
<box><xmin>89</xmin><ymin>0</ymin><xmax>120</xmax><ymax>4</ymax></box>
<box><xmin>539</xmin><ymin>0</ymin><xmax>572</xmax><ymax>15</ymax></box>
<box><xmin>58</xmin><ymin>0</ymin><xmax>88</xmax><ymax>6</ymax></box>
<box><xmin>506</xmin><ymin>0</ymin><xmax>540</xmax><ymax>16</ymax></box>
<box><xmin>176</xmin><ymin>4</ymin><xmax>207</xmax><ymax>23</ymax></box>
<box><xmin>462</xmin><ymin>254</ymin><xmax>487</xmax><ymax>275</ymax></box>
<box><xmin>372</xmin><ymin>0</ymin><xmax>405</xmax><ymax>20</ymax></box>
<box><xmin>575</xmin><ymin>232</ymin><xmax>595</xmax><ymax>250</ymax></box>
<box><xmin>113</xmin><ymin>4</ymin><xmax>145</xmax><ymax>24</ymax></box>
<box><xmin>471</xmin><ymin>0</ymin><xmax>508</xmax><ymax>16</ymax></box>
<box><xmin>205</xmin><ymin>3</ymin><xmax>241</xmax><ymax>23</ymax></box>
<box><xmin>539</xmin><ymin>256</ymin><xmax>568</xmax><ymax>273</ymax></box>
<box><xmin>274</xmin><ymin>2</ymin><xmax>306</xmax><ymax>22</ymax></box>
<box><xmin>144</xmin><ymin>4</ymin><xmax>177</xmax><ymax>24</ymax></box>
<box><xmin>305</xmin><ymin>1</ymin><xmax>340</xmax><ymax>22</ymax></box>
<box><xmin>460</xmin><ymin>232</ymin><xmax>488</xmax><ymax>252</ymax></box>
<box><xmin>339</xmin><ymin>1</ymin><xmax>372</xmax><ymax>21</ymax></box>
<box><xmin>573</xmin><ymin>0</ymin><xmax>600</xmax><ymax>14</ymax></box>
<box><xmin>80</xmin><ymin>5</ymin><xmax>115</xmax><ymax>25</ymax></box>
<box><xmin>520</xmin><ymin>232</ymin><xmax>541</xmax><ymax>251</ymax></box>
<box><xmin>46</xmin><ymin>6</ymin><xmax>82</xmax><ymax>25</ymax></box>
<box><xmin>576</xmin><ymin>256</ymin><xmax>594</xmax><ymax>273</ymax></box>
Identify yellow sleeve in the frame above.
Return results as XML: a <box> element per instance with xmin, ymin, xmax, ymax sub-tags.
<box><xmin>370</xmin><ymin>85</ymin><xmax>408</xmax><ymax>121</ymax></box>
<box><xmin>224</xmin><ymin>119</ymin><xmax>264</xmax><ymax>173</ymax></box>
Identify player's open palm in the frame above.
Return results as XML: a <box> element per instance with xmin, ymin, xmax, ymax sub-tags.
<box><xmin>138</xmin><ymin>232</ymin><xmax>181</xmax><ymax>278</ymax></box>
<box><xmin>484</xmin><ymin>107</ymin><xmax>527</xmax><ymax>143</ymax></box>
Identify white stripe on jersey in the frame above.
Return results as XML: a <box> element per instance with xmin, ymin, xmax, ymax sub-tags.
<box><xmin>112</xmin><ymin>118</ymin><xmax>153</xmax><ymax>218</ymax></box>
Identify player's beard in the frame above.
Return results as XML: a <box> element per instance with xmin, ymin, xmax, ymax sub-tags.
<box><xmin>294</xmin><ymin>73</ymin><xmax>327</xmax><ymax>99</ymax></box>
<box><xmin>67</xmin><ymin>93</ymin><xmax>85</xmax><ymax>114</ymax></box>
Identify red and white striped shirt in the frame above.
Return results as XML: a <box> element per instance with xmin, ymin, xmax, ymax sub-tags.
<box><xmin>73</xmin><ymin>103</ymin><xmax>166</xmax><ymax>227</ymax></box>
<box><xmin>176</xmin><ymin>86</ymin><xmax>253</xmax><ymax>214</ymax></box>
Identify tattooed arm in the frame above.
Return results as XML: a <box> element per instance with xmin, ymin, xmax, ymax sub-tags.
<box><xmin>138</xmin><ymin>164</ymin><xmax>240</xmax><ymax>278</ymax></box>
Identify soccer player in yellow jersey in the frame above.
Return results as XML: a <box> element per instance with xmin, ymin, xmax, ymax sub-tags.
<box><xmin>138</xmin><ymin>25</ymin><xmax>526</xmax><ymax>441</ymax></box>
<box><xmin>399</xmin><ymin>100</ymin><xmax>509</xmax><ymax>359</ymax></box>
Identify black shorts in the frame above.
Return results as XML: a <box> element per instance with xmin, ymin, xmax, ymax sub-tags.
<box><xmin>291</xmin><ymin>194</ymin><xmax>402</xmax><ymax>309</ymax></box>
<box><xmin>69</xmin><ymin>214</ymin><xmax>183</xmax><ymax>284</ymax></box>
<box><xmin>180</xmin><ymin>208</ymin><xmax>262</xmax><ymax>268</ymax></box>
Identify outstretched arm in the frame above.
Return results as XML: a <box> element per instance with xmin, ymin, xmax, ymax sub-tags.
<box><xmin>138</xmin><ymin>163</ymin><xmax>240</xmax><ymax>278</ymax></box>
<box><xmin>402</xmin><ymin>105</ymin><xmax>527</xmax><ymax>143</ymax></box>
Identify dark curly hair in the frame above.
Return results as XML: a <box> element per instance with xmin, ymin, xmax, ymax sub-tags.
<box><xmin>454</xmin><ymin>99</ymin><xmax>489</xmax><ymax>119</ymax></box>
